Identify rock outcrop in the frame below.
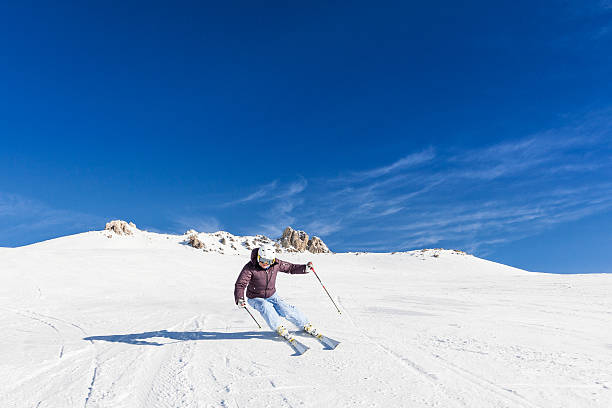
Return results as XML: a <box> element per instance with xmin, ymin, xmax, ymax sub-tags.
<box><xmin>105</xmin><ymin>220</ymin><xmax>137</xmax><ymax>235</ymax></box>
<box><xmin>280</xmin><ymin>227</ymin><xmax>309</xmax><ymax>252</ymax></box>
<box><xmin>187</xmin><ymin>233</ymin><xmax>205</xmax><ymax>249</ymax></box>
<box><xmin>280</xmin><ymin>227</ymin><xmax>331</xmax><ymax>253</ymax></box>
<box><xmin>306</xmin><ymin>236</ymin><xmax>330</xmax><ymax>254</ymax></box>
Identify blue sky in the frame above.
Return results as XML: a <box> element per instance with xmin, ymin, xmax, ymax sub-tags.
<box><xmin>1</xmin><ymin>1</ymin><xmax>611</xmax><ymax>273</ymax></box>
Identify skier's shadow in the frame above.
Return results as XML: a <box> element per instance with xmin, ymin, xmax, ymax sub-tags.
<box><xmin>84</xmin><ymin>330</ymin><xmax>278</xmax><ymax>346</ymax></box>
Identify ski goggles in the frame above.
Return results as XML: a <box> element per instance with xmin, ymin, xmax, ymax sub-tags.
<box><xmin>257</xmin><ymin>255</ymin><xmax>275</xmax><ymax>265</ymax></box>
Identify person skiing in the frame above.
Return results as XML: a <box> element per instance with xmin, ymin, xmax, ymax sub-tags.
<box><xmin>234</xmin><ymin>245</ymin><xmax>319</xmax><ymax>341</ymax></box>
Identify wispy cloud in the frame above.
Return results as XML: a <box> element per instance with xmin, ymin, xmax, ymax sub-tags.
<box><xmin>0</xmin><ymin>192</ymin><xmax>104</xmax><ymax>246</ymax></box>
<box><xmin>280</xmin><ymin>178</ymin><xmax>308</xmax><ymax>197</ymax></box>
<box><xmin>221</xmin><ymin>177</ymin><xmax>308</xmax><ymax>208</ymax></box>
<box><xmin>187</xmin><ymin>109</ymin><xmax>611</xmax><ymax>257</ymax></box>
<box><xmin>0</xmin><ymin>193</ymin><xmax>32</xmax><ymax>217</ymax></box>
<box><xmin>217</xmin><ymin>177</ymin><xmax>309</xmax><ymax>237</ymax></box>
<box><xmin>337</xmin><ymin>148</ymin><xmax>435</xmax><ymax>182</ymax></box>
<box><xmin>173</xmin><ymin>215</ymin><xmax>223</xmax><ymax>233</ymax></box>
<box><xmin>221</xmin><ymin>181</ymin><xmax>279</xmax><ymax>206</ymax></box>
<box><xmin>290</xmin><ymin>109</ymin><xmax>612</xmax><ymax>253</ymax></box>
<box><xmin>255</xmin><ymin>198</ymin><xmax>304</xmax><ymax>238</ymax></box>
<box><xmin>304</xmin><ymin>219</ymin><xmax>344</xmax><ymax>236</ymax></box>
<box><xmin>386</xmin><ymin>184</ymin><xmax>612</xmax><ymax>248</ymax></box>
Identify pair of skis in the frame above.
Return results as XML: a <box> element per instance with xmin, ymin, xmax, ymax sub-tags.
<box><xmin>243</xmin><ymin>264</ymin><xmax>342</xmax><ymax>355</ymax></box>
<box><xmin>282</xmin><ymin>330</ymin><xmax>340</xmax><ymax>355</ymax></box>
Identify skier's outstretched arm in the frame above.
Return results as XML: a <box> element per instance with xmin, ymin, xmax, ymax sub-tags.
<box><xmin>234</xmin><ymin>266</ymin><xmax>252</xmax><ymax>304</ymax></box>
<box><xmin>277</xmin><ymin>260</ymin><xmax>311</xmax><ymax>275</ymax></box>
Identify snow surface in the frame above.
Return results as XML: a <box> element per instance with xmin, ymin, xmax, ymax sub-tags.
<box><xmin>1</xmin><ymin>229</ymin><xmax>611</xmax><ymax>407</ymax></box>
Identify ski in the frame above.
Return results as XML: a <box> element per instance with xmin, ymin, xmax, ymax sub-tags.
<box><xmin>282</xmin><ymin>335</ymin><xmax>309</xmax><ymax>355</ymax></box>
<box><xmin>277</xmin><ymin>325</ymin><xmax>309</xmax><ymax>355</ymax></box>
<box><xmin>305</xmin><ymin>332</ymin><xmax>340</xmax><ymax>350</ymax></box>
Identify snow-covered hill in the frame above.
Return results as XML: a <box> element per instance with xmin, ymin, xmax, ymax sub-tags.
<box><xmin>26</xmin><ymin>225</ymin><xmax>280</xmax><ymax>255</ymax></box>
<box><xmin>1</xmin><ymin>229</ymin><xmax>611</xmax><ymax>407</ymax></box>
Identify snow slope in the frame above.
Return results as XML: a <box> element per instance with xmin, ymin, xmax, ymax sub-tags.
<box><xmin>1</xmin><ymin>229</ymin><xmax>611</xmax><ymax>407</ymax></box>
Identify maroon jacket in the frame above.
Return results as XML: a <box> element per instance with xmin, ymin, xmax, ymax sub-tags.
<box><xmin>234</xmin><ymin>248</ymin><xmax>307</xmax><ymax>304</ymax></box>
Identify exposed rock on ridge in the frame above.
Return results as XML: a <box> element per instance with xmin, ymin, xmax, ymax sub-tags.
<box><xmin>306</xmin><ymin>236</ymin><xmax>330</xmax><ymax>254</ymax></box>
<box><xmin>187</xmin><ymin>233</ymin><xmax>205</xmax><ymax>249</ymax></box>
<box><xmin>280</xmin><ymin>227</ymin><xmax>331</xmax><ymax>253</ymax></box>
<box><xmin>105</xmin><ymin>220</ymin><xmax>137</xmax><ymax>235</ymax></box>
<box><xmin>280</xmin><ymin>227</ymin><xmax>309</xmax><ymax>252</ymax></box>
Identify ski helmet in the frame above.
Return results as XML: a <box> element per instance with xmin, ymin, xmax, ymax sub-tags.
<box><xmin>257</xmin><ymin>245</ymin><xmax>276</xmax><ymax>265</ymax></box>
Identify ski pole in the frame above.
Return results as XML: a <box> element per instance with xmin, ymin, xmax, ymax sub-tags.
<box><xmin>244</xmin><ymin>306</ymin><xmax>262</xmax><ymax>328</ymax></box>
<box><xmin>311</xmin><ymin>266</ymin><xmax>342</xmax><ymax>314</ymax></box>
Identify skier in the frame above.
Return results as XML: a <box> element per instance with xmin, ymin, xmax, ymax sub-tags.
<box><xmin>234</xmin><ymin>245</ymin><xmax>319</xmax><ymax>341</ymax></box>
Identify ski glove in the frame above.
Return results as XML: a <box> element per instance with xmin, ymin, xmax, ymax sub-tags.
<box><xmin>305</xmin><ymin>262</ymin><xmax>314</xmax><ymax>273</ymax></box>
<box><xmin>237</xmin><ymin>299</ymin><xmax>246</xmax><ymax>308</ymax></box>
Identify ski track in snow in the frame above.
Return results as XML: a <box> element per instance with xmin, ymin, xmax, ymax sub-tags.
<box><xmin>338</xmin><ymin>295</ymin><xmax>546</xmax><ymax>408</ymax></box>
<box><xmin>0</xmin><ymin>306</ymin><xmax>101</xmax><ymax>407</ymax></box>
<box><xmin>337</xmin><ymin>296</ymin><xmax>438</xmax><ymax>381</ymax></box>
<box><xmin>140</xmin><ymin>317</ymin><xmax>201</xmax><ymax>408</ymax></box>
<box><xmin>83</xmin><ymin>366</ymin><xmax>98</xmax><ymax>408</ymax></box>
<box><xmin>5</xmin><ymin>308</ymin><xmax>66</xmax><ymax>359</ymax></box>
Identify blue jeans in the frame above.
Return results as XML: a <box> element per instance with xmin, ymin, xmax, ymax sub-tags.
<box><xmin>247</xmin><ymin>293</ymin><xmax>309</xmax><ymax>331</ymax></box>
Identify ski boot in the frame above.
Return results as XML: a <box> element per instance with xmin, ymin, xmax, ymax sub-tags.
<box><xmin>277</xmin><ymin>325</ymin><xmax>309</xmax><ymax>355</ymax></box>
<box><xmin>276</xmin><ymin>325</ymin><xmax>292</xmax><ymax>340</ymax></box>
<box><xmin>303</xmin><ymin>323</ymin><xmax>319</xmax><ymax>336</ymax></box>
